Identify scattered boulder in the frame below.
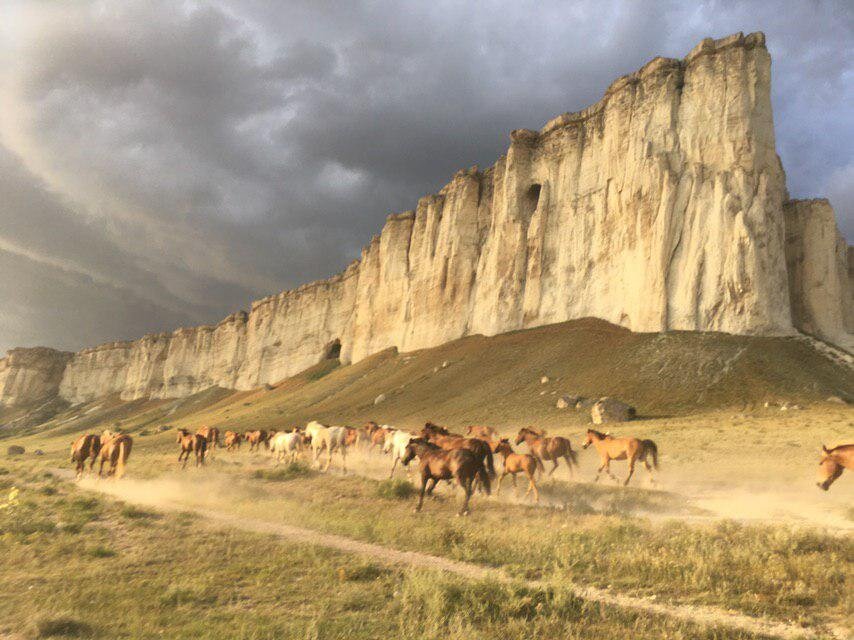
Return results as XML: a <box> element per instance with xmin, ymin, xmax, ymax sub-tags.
<box><xmin>264</xmin><ymin>383</ymin><xmax>275</xmax><ymax>391</ymax></box>
<box><xmin>556</xmin><ymin>394</ymin><xmax>583</xmax><ymax>410</ymax></box>
<box><xmin>826</xmin><ymin>396</ymin><xmax>847</xmax><ymax>404</ymax></box>
<box><xmin>33</xmin><ymin>449</ymin><xmax>45</xmax><ymax>456</ymax></box>
<box><xmin>540</xmin><ymin>376</ymin><xmax>550</xmax><ymax>384</ymax></box>
<box><xmin>158</xmin><ymin>425</ymin><xmax>172</xmax><ymax>432</ymax></box>
<box><xmin>556</xmin><ymin>396</ymin><xmax>570</xmax><ymax>410</ymax></box>
<box><xmin>374</xmin><ymin>393</ymin><xmax>387</xmax><ymax>405</ymax></box>
<box><xmin>591</xmin><ymin>398</ymin><xmax>636</xmax><ymax>424</ymax></box>
<box><xmin>6</xmin><ymin>445</ymin><xmax>25</xmax><ymax>456</ymax></box>
<box><xmin>441</xmin><ymin>361</ymin><xmax>449</xmax><ymax>369</ymax></box>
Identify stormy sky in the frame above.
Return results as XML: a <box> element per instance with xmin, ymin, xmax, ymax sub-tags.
<box><xmin>0</xmin><ymin>0</ymin><xmax>851</xmax><ymax>355</ymax></box>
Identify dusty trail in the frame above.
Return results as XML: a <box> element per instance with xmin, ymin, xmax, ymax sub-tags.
<box><xmin>66</xmin><ymin>471</ymin><xmax>842</xmax><ymax>640</ymax></box>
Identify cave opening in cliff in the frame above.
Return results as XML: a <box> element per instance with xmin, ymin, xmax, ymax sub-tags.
<box><xmin>323</xmin><ymin>338</ymin><xmax>341</xmax><ymax>360</ymax></box>
<box><xmin>523</xmin><ymin>184</ymin><xmax>541</xmax><ymax>221</ymax></box>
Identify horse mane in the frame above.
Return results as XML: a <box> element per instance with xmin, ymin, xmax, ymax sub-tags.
<box><xmin>424</xmin><ymin>422</ymin><xmax>450</xmax><ymax>435</ymax></box>
<box><xmin>587</xmin><ymin>428</ymin><xmax>609</xmax><ymax>439</ymax></box>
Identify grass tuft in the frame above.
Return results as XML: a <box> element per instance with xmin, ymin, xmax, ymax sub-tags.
<box><xmin>252</xmin><ymin>461</ymin><xmax>313</xmax><ymax>482</ymax></box>
<box><xmin>33</xmin><ymin>616</ymin><xmax>92</xmax><ymax>638</ymax></box>
<box><xmin>375</xmin><ymin>478</ymin><xmax>416</xmax><ymax>500</ymax></box>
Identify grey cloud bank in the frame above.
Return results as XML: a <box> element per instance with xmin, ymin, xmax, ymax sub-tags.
<box><xmin>0</xmin><ymin>0</ymin><xmax>851</xmax><ymax>355</ymax></box>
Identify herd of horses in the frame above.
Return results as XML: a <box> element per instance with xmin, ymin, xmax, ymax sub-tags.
<box><xmin>70</xmin><ymin>420</ymin><xmax>852</xmax><ymax>515</ymax></box>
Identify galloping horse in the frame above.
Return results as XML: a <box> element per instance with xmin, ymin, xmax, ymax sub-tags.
<box><xmin>176</xmin><ymin>428</ymin><xmax>207</xmax><ymax>468</ymax></box>
<box><xmin>582</xmin><ymin>429</ymin><xmax>658</xmax><ymax>486</ymax></box>
<box><xmin>244</xmin><ymin>430</ymin><xmax>269</xmax><ymax>452</ymax></box>
<box><xmin>98</xmin><ymin>430</ymin><xmax>132</xmax><ymax>478</ymax></box>
<box><xmin>305</xmin><ymin>421</ymin><xmax>348</xmax><ymax>472</ymax></box>
<box><xmin>402</xmin><ymin>438</ymin><xmax>491</xmax><ymax>515</ymax></box>
<box><xmin>493</xmin><ymin>438</ymin><xmax>544</xmax><ymax>503</ymax></box>
<box><xmin>224</xmin><ymin>431</ymin><xmax>243</xmax><ymax>451</ymax></box>
<box><xmin>70</xmin><ymin>434</ymin><xmax>101</xmax><ymax>479</ymax></box>
<box><xmin>421</xmin><ymin>422</ymin><xmax>496</xmax><ymax>480</ymax></box>
<box><xmin>817</xmin><ymin>444</ymin><xmax>853</xmax><ymax>491</ymax></box>
<box><xmin>383</xmin><ymin>429</ymin><xmax>415</xmax><ymax>478</ymax></box>
<box><xmin>196</xmin><ymin>426</ymin><xmax>220</xmax><ymax>458</ymax></box>
<box><xmin>269</xmin><ymin>430</ymin><xmax>303</xmax><ymax>464</ymax></box>
<box><xmin>514</xmin><ymin>427</ymin><xmax>578</xmax><ymax>478</ymax></box>
<box><xmin>365</xmin><ymin>422</ymin><xmax>393</xmax><ymax>453</ymax></box>
<box><xmin>466</xmin><ymin>425</ymin><xmax>496</xmax><ymax>441</ymax></box>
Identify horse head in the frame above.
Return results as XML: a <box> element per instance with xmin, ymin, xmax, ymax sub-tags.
<box><xmin>494</xmin><ymin>438</ymin><xmax>513</xmax><ymax>457</ymax></box>
<box><xmin>817</xmin><ymin>446</ymin><xmax>843</xmax><ymax>491</ymax></box>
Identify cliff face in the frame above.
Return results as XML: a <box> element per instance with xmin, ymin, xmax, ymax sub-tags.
<box><xmin>0</xmin><ymin>347</ymin><xmax>71</xmax><ymax>407</ymax></box>
<box><xmin>1</xmin><ymin>32</ymin><xmax>851</xmax><ymax>408</ymax></box>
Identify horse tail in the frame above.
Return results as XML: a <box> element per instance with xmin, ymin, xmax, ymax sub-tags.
<box><xmin>534</xmin><ymin>456</ymin><xmax>545</xmax><ymax>476</ymax></box>
<box><xmin>484</xmin><ymin>447</ymin><xmax>496</xmax><ymax>478</ymax></box>
<box><xmin>476</xmin><ymin>462</ymin><xmax>491</xmax><ymax>496</ymax></box>
<box><xmin>116</xmin><ymin>440</ymin><xmax>127</xmax><ymax>479</ymax></box>
<box><xmin>643</xmin><ymin>440</ymin><xmax>659</xmax><ymax>469</ymax></box>
<box><xmin>568</xmin><ymin>447</ymin><xmax>579</xmax><ymax>468</ymax></box>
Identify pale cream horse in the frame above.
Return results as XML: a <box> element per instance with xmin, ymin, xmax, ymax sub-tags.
<box><xmin>383</xmin><ymin>428</ymin><xmax>415</xmax><ymax>478</ymax></box>
<box><xmin>305</xmin><ymin>421</ymin><xmax>348</xmax><ymax>472</ymax></box>
<box><xmin>269</xmin><ymin>430</ymin><xmax>303</xmax><ymax>464</ymax></box>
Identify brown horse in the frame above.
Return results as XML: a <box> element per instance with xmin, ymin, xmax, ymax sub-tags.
<box><xmin>466</xmin><ymin>425</ymin><xmax>496</xmax><ymax>441</ymax></box>
<box><xmin>177</xmin><ymin>428</ymin><xmax>207</xmax><ymax>468</ymax></box>
<box><xmin>582</xmin><ymin>429</ymin><xmax>658</xmax><ymax>486</ymax></box>
<box><xmin>421</xmin><ymin>423</ymin><xmax>496</xmax><ymax>479</ymax></box>
<box><xmin>817</xmin><ymin>444</ymin><xmax>854</xmax><ymax>491</ymax></box>
<box><xmin>70</xmin><ymin>434</ymin><xmax>101</xmax><ymax>479</ymax></box>
<box><xmin>344</xmin><ymin>426</ymin><xmax>366</xmax><ymax>448</ymax></box>
<box><xmin>98</xmin><ymin>430</ymin><xmax>132</xmax><ymax>478</ymax></box>
<box><xmin>196</xmin><ymin>426</ymin><xmax>220</xmax><ymax>458</ymax></box>
<box><xmin>244</xmin><ymin>430</ymin><xmax>269</xmax><ymax>452</ymax></box>
<box><xmin>224</xmin><ymin>430</ymin><xmax>243</xmax><ymax>451</ymax></box>
<box><xmin>366</xmin><ymin>422</ymin><xmax>393</xmax><ymax>453</ymax></box>
<box><xmin>493</xmin><ymin>438</ymin><xmax>544</xmax><ymax>503</ymax></box>
<box><xmin>514</xmin><ymin>427</ymin><xmax>578</xmax><ymax>478</ymax></box>
<box><xmin>402</xmin><ymin>438</ymin><xmax>490</xmax><ymax>515</ymax></box>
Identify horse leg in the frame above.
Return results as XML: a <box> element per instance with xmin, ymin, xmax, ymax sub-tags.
<box><xmin>549</xmin><ymin>458</ymin><xmax>559</xmax><ymax>477</ymax></box>
<box><xmin>643</xmin><ymin>458</ymin><xmax>656</xmax><ymax>484</ymax></box>
<box><xmin>623</xmin><ymin>457</ymin><xmax>636</xmax><ymax>486</ymax></box>
<box><xmin>389</xmin><ymin>456</ymin><xmax>399</xmax><ymax>479</ymax></box>
<box><xmin>594</xmin><ymin>459</ymin><xmax>607</xmax><ymax>482</ymax></box>
<box><xmin>340</xmin><ymin>446</ymin><xmax>347</xmax><ymax>474</ymax></box>
<box><xmin>605</xmin><ymin>461</ymin><xmax>620</xmax><ymax>484</ymax></box>
<box><xmin>511</xmin><ymin>473</ymin><xmax>519</xmax><ymax>496</ymax></box>
<box><xmin>459</xmin><ymin>478</ymin><xmax>472</xmax><ymax>516</ymax></box>
<box><xmin>496</xmin><ymin>471</ymin><xmax>506</xmax><ymax>496</ymax></box>
<box><xmin>415</xmin><ymin>474</ymin><xmax>429</xmax><ymax>512</ymax></box>
<box><xmin>528</xmin><ymin>472</ymin><xmax>539</xmax><ymax>503</ymax></box>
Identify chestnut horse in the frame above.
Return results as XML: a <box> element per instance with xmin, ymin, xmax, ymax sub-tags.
<box><xmin>493</xmin><ymin>438</ymin><xmax>544</xmax><ymax>503</ymax></box>
<box><xmin>402</xmin><ymin>438</ymin><xmax>490</xmax><ymax>515</ymax></box>
<box><xmin>196</xmin><ymin>426</ymin><xmax>220</xmax><ymax>458</ymax></box>
<box><xmin>98</xmin><ymin>430</ymin><xmax>132</xmax><ymax>478</ymax></box>
<box><xmin>224</xmin><ymin>430</ymin><xmax>243</xmax><ymax>451</ymax></box>
<box><xmin>817</xmin><ymin>444</ymin><xmax>854</xmax><ymax>491</ymax></box>
<box><xmin>70</xmin><ymin>434</ymin><xmax>101</xmax><ymax>480</ymax></box>
<box><xmin>582</xmin><ymin>429</ymin><xmax>658</xmax><ymax>486</ymax></box>
<box><xmin>365</xmin><ymin>422</ymin><xmax>394</xmax><ymax>453</ymax></box>
<box><xmin>244</xmin><ymin>430</ymin><xmax>269</xmax><ymax>452</ymax></box>
<box><xmin>514</xmin><ymin>427</ymin><xmax>578</xmax><ymax>478</ymax></box>
<box><xmin>466</xmin><ymin>425</ymin><xmax>496</xmax><ymax>441</ymax></box>
<box><xmin>176</xmin><ymin>428</ymin><xmax>207</xmax><ymax>468</ymax></box>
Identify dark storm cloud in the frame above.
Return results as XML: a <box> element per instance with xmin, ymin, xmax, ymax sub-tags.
<box><xmin>0</xmin><ymin>0</ymin><xmax>851</xmax><ymax>354</ymax></box>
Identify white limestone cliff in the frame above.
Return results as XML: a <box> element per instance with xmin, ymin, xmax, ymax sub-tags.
<box><xmin>1</xmin><ymin>32</ymin><xmax>850</xmax><ymax>408</ymax></box>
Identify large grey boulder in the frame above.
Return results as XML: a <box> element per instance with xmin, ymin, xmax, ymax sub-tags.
<box><xmin>591</xmin><ymin>398</ymin><xmax>636</xmax><ymax>424</ymax></box>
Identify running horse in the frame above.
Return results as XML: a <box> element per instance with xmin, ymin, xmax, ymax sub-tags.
<box><xmin>402</xmin><ymin>438</ymin><xmax>491</xmax><ymax>515</ymax></box>
<box><xmin>817</xmin><ymin>444</ymin><xmax>853</xmax><ymax>491</ymax></box>
<box><xmin>196</xmin><ymin>426</ymin><xmax>220</xmax><ymax>459</ymax></box>
<box><xmin>514</xmin><ymin>427</ymin><xmax>578</xmax><ymax>478</ymax></box>
<box><xmin>421</xmin><ymin>422</ymin><xmax>496</xmax><ymax>480</ymax></box>
<box><xmin>176</xmin><ymin>428</ymin><xmax>207</xmax><ymax>468</ymax></box>
<box><xmin>582</xmin><ymin>429</ymin><xmax>658</xmax><ymax>486</ymax></box>
<box><xmin>98</xmin><ymin>430</ymin><xmax>133</xmax><ymax>479</ymax></box>
<box><xmin>493</xmin><ymin>438</ymin><xmax>544</xmax><ymax>503</ymax></box>
<box><xmin>70</xmin><ymin>434</ymin><xmax>101</xmax><ymax>480</ymax></box>
<box><xmin>224</xmin><ymin>431</ymin><xmax>243</xmax><ymax>451</ymax></box>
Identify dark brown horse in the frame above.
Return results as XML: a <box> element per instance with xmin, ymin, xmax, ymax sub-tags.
<box><xmin>493</xmin><ymin>438</ymin><xmax>545</xmax><ymax>503</ymax></box>
<box><xmin>817</xmin><ymin>444</ymin><xmax>854</xmax><ymax>491</ymax></box>
<box><xmin>196</xmin><ymin>426</ymin><xmax>220</xmax><ymax>458</ymax></box>
<box><xmin>70</xmin><ymin>434</ymin><xmax>102</xmax><ymax>480</ymax></box>
<box><xmin>582</xmin><ymin>429</ymin><xmax>658</xmax><ymax>486</ymax></box>
<box><xmin>514</xmin><ymin>427</ymin><xmax>578</xmax><ymax>478</ymax></box>
<box><xmin>177</xmin><ymin>428</ymin><xmax>207</xmax><ymax>468</ymax></box>
<box><xmin>244</xmin><ymin>430</ymin><xmax>269</xmax><ymax>452</ymax></box>
<box><xmin>402</xmin><ymin>438</ymin><xmax>490</xmax><ymax>515</ymax></box>
<box><xmin>98</xmin><ymin>430</ymin><xmax>132</xmax><ymax>478</ymax></box>
<box><xmin>224</xmin><ymin>430</ymin><xmax>242</xmax><ymax>451</ymax></box>
<box><xmin>421</xmin><ymin>422</ymin><xmax>496</xmax><ymax>479</ymax></box>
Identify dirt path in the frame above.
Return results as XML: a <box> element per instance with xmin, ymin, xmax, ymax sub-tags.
<box><xmin>67</xmin><ymin>472</ymin><xmax>841</xmax><ymax>640</ymax></box>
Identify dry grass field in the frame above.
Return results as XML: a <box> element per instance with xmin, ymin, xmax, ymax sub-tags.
<box><xmin>1</xmin><ymin>321</ymin><xmax>852</xmax><ymax>639</ymax></box>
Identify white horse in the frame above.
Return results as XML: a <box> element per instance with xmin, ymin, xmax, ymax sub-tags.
<box><xmin>269</xmin><ymin>430</ymin><xmax>302</xmax><ymax>464</ymax></box>
<box><xmin>383</xmin><ymin>429</ymin><xmax>414</xmax><ymax>478</ymax></box>
<box><xmin>305</xmin><ymin>421</ymin><xmax>348</xmax><ymax>472</ymax></box>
